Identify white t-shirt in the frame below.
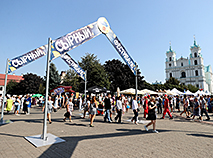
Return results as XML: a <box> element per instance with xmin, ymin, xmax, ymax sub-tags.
<box><xmin>132</xmin><ymin>100</ymin><xmax>138</xmax><ymax>110</ymax></box>
<box><xmin>117</xmin><ymin>100</ymin><xmax>122</xmax><ymax>110</ymax></box>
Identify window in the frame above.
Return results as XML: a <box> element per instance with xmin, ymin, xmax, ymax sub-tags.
<box><xmin>169</xmin><ymin>63</ymin><xmax>171</xmax><ymax>67</ymax></box>
<box><xmin>169</xmin><ymin>57</ymin><xmax>172</xmax><ymax>61</ymax></box>
<box><xmin>181</xmin><ymin>63</ymin><xmax>183</xmax><ymax>66</ymax></box>
<box><xmin>196</xmin><ymin>84</ymin><xmax>199</xmax><ymax>88</ymax></box>
<box><xmin>170</xmin><ymin>73</ymin><xmax>172</xmax><ymax>78</ymax></box>
<box><xmin>195</xmin><ymin>70</ymin><xmax>198</xmax><ymax>76</ymax></box>
<box><xmin>181</xmin><ymin>71</ymin><xmax>186</xmax><ymax>78</ymax></box>
<box><xmin>194</xmin><ymin>60</ymin><xmax>197</xmax><ymax>65</ymax></box>
<box><xmin>194</xmin><ymin>53</ymin><xmax>197</xmax><ymax>57</ymax></box>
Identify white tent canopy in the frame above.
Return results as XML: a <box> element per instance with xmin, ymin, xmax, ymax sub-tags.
<box><xmin>184</xmin><ymin>90</ymin><xmax>194</xmax><ymax>95</ymax></box>
<box><xmin>171</xmin><ymin>88</ymin><xmax>183</xmax><ymax>95</ymax></box>
<box><xmin>165</xmin><ymin>90</ymin><xmax>178</xmax><ymax>96</ymax></box>
<box><xmin>194</xmin><ymin>90</ymin><xmax>208</xmax><ymax>96</ymax></box>
<box><xmin>120</xmin><ymin>88</ymin><xmax>159</xmax><ymax>95</ymax></box>
<box><xmin>139</xmin><ymin>89</ymin><xmax>158</xmax><ymax>95</ymax></box>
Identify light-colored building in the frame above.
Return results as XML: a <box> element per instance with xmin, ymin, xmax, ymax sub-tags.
<box><xmin>165</xmin><ymin>39</ymin><xmax>213</xmax><ymax>93</ymax></box>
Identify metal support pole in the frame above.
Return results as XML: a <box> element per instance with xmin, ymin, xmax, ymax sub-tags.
<box><xmin>1</xmin><ymin>59</ymin><xmax>9</xmax><ymax>123</ymax></box>
<box><xmin>135</xmin><ymin>63</ymin><xmax>138</xmax><ymax>99</ymax></box>
<box><xmin>41</xmin><ymin>38</ymin><xmax>51</xmax><ymax>141</ymax></box>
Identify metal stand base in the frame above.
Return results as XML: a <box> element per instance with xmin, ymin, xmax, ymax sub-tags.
<box><xmin>125</xmin><ymin>119</ymin><xmax>150</xmax><ymax>124</ymax></box>
<box><xmin>0</xmin><ymin>119</ymin><xmax>13</xmax><ymax>125</ymax></box>
<box><xmin>25</xmin><ymin>133</ymin><xmax>65</xmax><ymax>148</ymax></box>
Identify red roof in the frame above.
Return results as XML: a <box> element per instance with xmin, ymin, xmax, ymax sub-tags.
<box><xmin>0</xmin><ymin>74</ymin><xmax>23</xmax><ymax>86</ymax></box>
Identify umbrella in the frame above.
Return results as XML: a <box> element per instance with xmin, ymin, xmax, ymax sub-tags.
<box><xmin>32</xmin><ymin>94</ymin><xmax>43</xmax><ymax>98</ymax></box>
<box><xmin>120</xmin><ymin>88</ymin><xmax>135</xmax><ymax>95</ymax></box>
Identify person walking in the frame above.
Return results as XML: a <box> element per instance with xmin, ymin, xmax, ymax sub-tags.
<box><xmin>5</xmin><ymin>96</ymin><xmax>13</xmax><ymax>114</ymax></box>
<box><xmin>131</xmin><ymin>96</ymin><xmax>139</xmax><ymax>125</ymax></box>
<box><xmin>0</xmin><ymin>94</ymin><xmax>2</xmax><ymax>108</ymax></box>
<box><xmin>144</xmin><ymin>96</ymin><xmax>158</xmax><ymax>133</ymax></box>
<box><xmin>39</xmin><ymin>96</ymin><xmax>43</xmax><ymax>107</ymax></box>
<box><xmin>89</xmin><ymin>96</ymin><xmax>98</xmax><ymax>127</ymax></box>
<box><xmin>63</xmin><ymin>97</ymin><xmax>74</xmax><ymax>122</ymax></box>
<box><xmin>160</xmin><ymin>95</ymin><xmax>173</xmax><ymax>119</ymax></box>
<box><xmin>143</xmin><ymin>96</ymin><xmax>149</xmax><ymax>118</ymax></box>
<box><xmin>83</xmin><ymin>96</ymin><xmax>90</xmax><ymax>119</ymax></box>
<box><xmin>42</xmin><ymin>96</ymin><xmax>54</xmax><ymax>124</ymax></box>
<box><xmin>180</xmin><ymin>97</ymin><xmax>189</xmax><ymax>117</ymax></box>
<box><xmin>115</xmin><ymin>96</ymin><xmax>122</xmax><ymax>123</ymax></box>
<box><xmin>157</xmin><ymin>96</ymin><xmax>162</xmax><ymax>114</ymax></box>
<box><xmin>25</xmin><ymin>94</ymin><xmax>31</xmax><ymax>115</ymax></box>
<box><xmin>104</xmin><ymin>94</ymin><xmax>112</xmax><ymax>123</ymax></box>
<box><xmin>191</xmin><ymin>97</ymin><xmax>201</xmax><ymax>121</ymax></box>
<box><xmin>176</xmin><ymin>95</ymin><xmax>180</xmax><ymax>112</ymax></box>
<box><xmin>14</xmin><ymin>96</ymin><xmax>21</xmax><ymax>115</ymax></box>
<box><xmin>200</xmin><ymin>96</ymin><xmax>210</xmax><ymax>121</ymax></box>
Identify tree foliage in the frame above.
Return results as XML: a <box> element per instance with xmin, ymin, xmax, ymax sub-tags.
<box><xmin>78</xmin><ymin>53</ymin><xmax>110</xmax><ymax>91</ymax></box>
<box><xmin>62</xmin><ymin>69</ymin><xmax>81</xmax><ymax>91</ymax></box>
<box><xmin>6</xmin><ymin>80</ymin><xmax>19</xmax><ymax>94</ymax></box>
<box><xmin>17</xmin><ymin>73</ymin><xmax>45</xmax><ymax>94</ymax></box>
<box><xmin>153</xmin><ymin>77</ymin><xmax>199</xmax><ymax>93</ymax></box>
<box><xmin>104</xmin><ymin>59</ymin><xmax>150</xmax><ymax>92</ymax></box>
<box><xmin>49</xmin><ymin>63</ymin><xmax>61</xmax><ymax>90</ymax></box>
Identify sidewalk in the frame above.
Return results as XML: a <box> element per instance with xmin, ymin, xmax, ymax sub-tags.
<box><xmin>0</xmin><ymin>107</ymin><xmax>213</xmax><ymax>158</ymax></box>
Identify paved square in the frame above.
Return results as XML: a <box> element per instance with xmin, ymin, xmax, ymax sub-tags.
<box><xmin>0</xmin><ymin>107</ymin><xmax>213</xmax><ymax>158</ymax></box>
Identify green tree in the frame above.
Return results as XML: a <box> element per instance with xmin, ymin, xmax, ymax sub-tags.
<box><xmin>18</xmin><ymin>73</ymin><xmax>45</xmax><ymax>94</ymax></box>
<box><xmin>49</xmin><ymin>63</ymin><xmax>61</xmax><ymax>90</ymax></box>
<box><xmin>104</xmin><ymin>59</ymin><xmax>148</xmax><ymax>91</ymax></box>
<box><xmin>6</xmin><ymin>80</ymin><xmax>19</xmax><ymax>94</ymax></box>
<box><xmin>187</xmin><ymin>84</ymin><xmax>199</xmax><ymax>93</ymax></box>
<box><xmin>78</xmin><ymin>53</ymin><xmax>110</xmax><ymax>91</ymax></box>
<box><xmin>62</xmin><ymin>69</ymin><xmax>81</xmax><ymax>91</ymax></box>
<box><xmin>38</xmin><ymin>83</ymin><xmax>45</xmax><ymax>94</ymax></box>
<box><xmin>152</xmin><ymin>77</ymin><xmax>199</xmax><ymax>93</ymax></box>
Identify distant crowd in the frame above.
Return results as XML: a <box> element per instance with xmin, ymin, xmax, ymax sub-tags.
<box><xmin>1</xmin><ymin>92</ymin><xmax>213</xmax><ymax>133</ymax></box>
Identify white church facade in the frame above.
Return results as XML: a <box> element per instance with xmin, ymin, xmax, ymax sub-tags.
<box><xmin>165</xmin><ymin>39</ymin><xmax>213</xmax><ymax>94</ymax></box>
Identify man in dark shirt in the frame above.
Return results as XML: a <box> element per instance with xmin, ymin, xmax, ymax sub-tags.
<box><xmin>104</xmin><ymin>94</ymin><xmax>112</xmax><ymax>122</ymax></box>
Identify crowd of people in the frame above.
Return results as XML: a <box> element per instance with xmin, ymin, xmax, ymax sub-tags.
<box><xmin>1</xmin><ymin>92</ymin><xmax>213</xmax><ymax>134</ymax></box>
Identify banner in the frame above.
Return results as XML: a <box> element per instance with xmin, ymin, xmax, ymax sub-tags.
<box><xmin>8</xmin><ymin>17</ymin><xmax>136</xmax><ymax>76</ymax></box>
<box><xmin>97</xmin><ymin>17</ymin><xmax>136</xmax><ymax>75</ymax></box>
<box><xmin>51</xmin><ymin>22</ymin><xmax>101</xmax><ymax>61</ymax></box>
<box><xmin>8</xmin><ymin>21</ymin><xmax>101</xmax><ymax>73</ymax></box>
<box><xmin>8</xmin><ymin>45</ymin><xmax>48</xmax><ymax>73</ymax></box>
<box><xmin>61</xmin><ymin>53</ymin><xmax>86</xmax><ymax>81</ymax></box>
<box><xmin>53</xmin><ymin>87</ymin><xmax>65</xmax><ymax>95</ymax></box>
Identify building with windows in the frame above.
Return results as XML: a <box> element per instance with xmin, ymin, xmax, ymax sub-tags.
<box><xmin>165</xmin><ymin>39</ymin><xmax>213</xmax><ymax>93</ymax></box>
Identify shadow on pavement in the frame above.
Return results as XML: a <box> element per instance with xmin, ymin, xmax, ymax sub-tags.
<box><xmin>0</xmin><ymin>132</ymin><xmax>24</xmax><ymax>138</ymax></box>
<box><xmin>187</xmin><ymin>133</ymin><xmax>213</xmax><ymax>138</ymax></box>
<box><xmin>37</xmin><ymin>128</ymin><xmax>171</xmax><ymax>158</ymax></box>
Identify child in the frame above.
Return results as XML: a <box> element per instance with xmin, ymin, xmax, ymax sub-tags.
<box><xmin>63</xmin><ymin>97</ymin><xmax>74</xmax><ymax>122</ymax></box>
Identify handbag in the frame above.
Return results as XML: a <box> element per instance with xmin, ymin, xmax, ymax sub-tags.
<box><xmin>64</xmin><ymin>112</ymin><xmax>70</xmax><ymax>117</ymax></box>
<box><xmin>137</xmin><ymin>108</ymin><xmax>140</xmax><ymax>112</ymax></box>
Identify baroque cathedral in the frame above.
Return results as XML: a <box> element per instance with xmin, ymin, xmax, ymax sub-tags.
<box><xmin>165</xmin><ymin>38</ymin><xmax>213</xmax><ymax>94</ymax></box>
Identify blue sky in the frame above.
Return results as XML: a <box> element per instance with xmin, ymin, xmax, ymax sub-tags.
<box><xmin>1</xmin><ymin>0</ymin><xmax>213</xmax><ymax>84</ymax></box>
